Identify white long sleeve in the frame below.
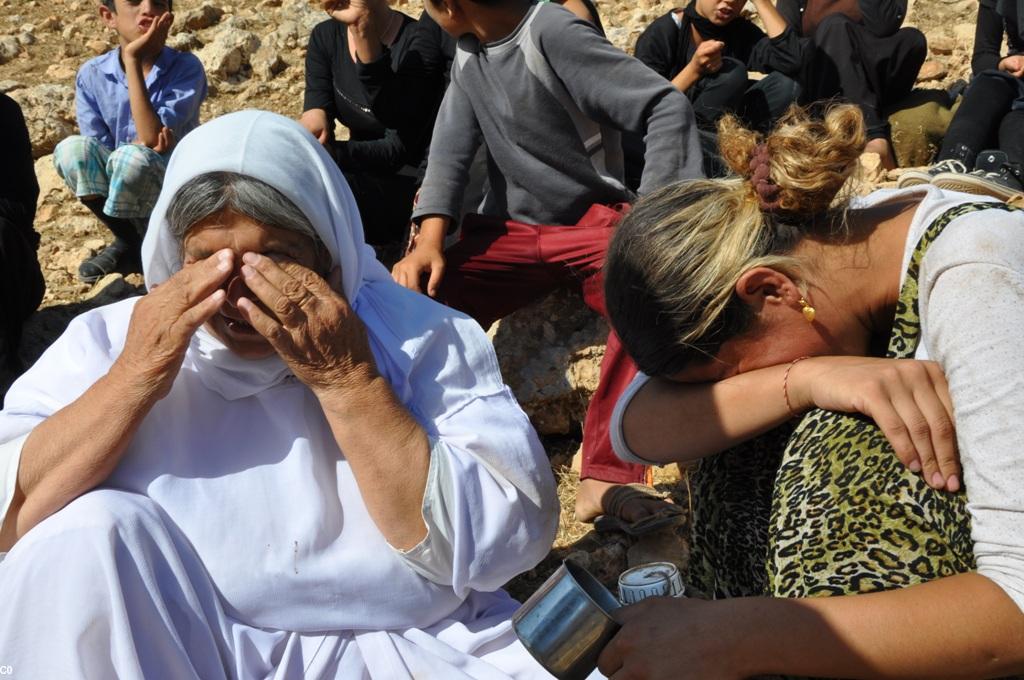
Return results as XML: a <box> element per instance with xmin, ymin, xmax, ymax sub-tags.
<box><xmin>917</xmin><ymin>200</ymin><xmax>1024</xmax><ymax>613</ymax></box>
<box><xmin>393</xmin><ymin>389</ymin><xmax>559</xmax><ymax>592</ymax></box>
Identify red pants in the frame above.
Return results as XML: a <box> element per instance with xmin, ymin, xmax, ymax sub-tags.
<box><xmin>438</xmin><ymin>204</ymin><xmax>646</xmax><ymax>484</ymax></box>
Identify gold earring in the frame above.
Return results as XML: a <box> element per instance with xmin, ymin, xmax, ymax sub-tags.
<box><xmin>799</xmin><ymin>297</ymin><xmax>816</xmax><ymax>323</ymax></box>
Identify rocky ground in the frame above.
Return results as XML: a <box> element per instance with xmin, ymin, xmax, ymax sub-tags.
<box><xmin>0</xmin><ymin>0</ymin><xmax>991</xmax><ymax>598</ymax></box>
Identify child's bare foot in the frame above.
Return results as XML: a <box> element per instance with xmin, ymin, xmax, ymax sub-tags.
<box><xmin>864</xmin><ymin>137</ymin><xmax>898</xmax><ymax>170</ymax></box>
<box><xmin>574</xmin><ymin>478</ymin><xmax>676</xmax><ymax>525</ymax></box>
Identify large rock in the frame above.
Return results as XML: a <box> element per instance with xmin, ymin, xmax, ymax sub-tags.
<box><xmin>197</xmin><ymin>28</ymin><xmax>260</xmax><ymax>78</ymax></box>
<box><xmin>34</xmin><ymin>153</ymin><xmax>66</xmax><ymax>205</ymax></box>
<box><xmin>180</xmin><ymin>3</ymin><xmax>225</xmax><ymax>31</ymax></box>
<box><xmin>490</xmin><ymin>288</ymin><xmax>608</xmax><ymax>436</ymax></box>
<box><xmin>251</xmin><ymin>44</ymin><xmax>287</xmax><ymax>80</ymax></box>
<box><xmin>0</xmin><ymin>35</ymin><xmax>20</xmax><ymax>64</ymax></box>
<box><xmin>9</xmin><ymin>84</ymin><xmax>77</xmax><ymax>158</ymax></box>
<box><xmin>279</xmin><ymin>0</ymin><xmax>327</xmax><ymax>36</ymax></box>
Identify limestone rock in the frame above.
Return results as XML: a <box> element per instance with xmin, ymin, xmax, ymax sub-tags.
<box><xmin>265</xmin><ymin>20</ymin><xmax>303</xmax><ymax>52</ymax></box>
<box><xmin>45</xmin><ymin>63</ymin><xmax>77</xmax><ymax>80</ymax></box>
<box><xmin>0</xmin><ymin>35</ymin><xmax>21</xmax><ymax>64</ymax></box>
<box><xmin>251</xmin><ymin>44</ymin><xmax>287</xmax><ymax>80</ymax></box>
<box><xmin>280</xmin><ymin>0</ymin><xmax>326</xmax><ymax>35</ymax></box>
<box><xmin>917</xmin><ymin>60</ymin><xmax>948</xmax><ymax>82</ymax></box>
<box><xmin>86</xmin><ymin>39</ymin><xmax>109</xmax><ymax>55</ymax></box>
<box><xmin>197</xmin><ymin>28</ymin><xmax>261</xmax><ymax>78</ymax></box>
<box><xmin>180</xmin><ymin>3</ymin><xmax>225</xmax><ymax>31</ymax></box>
<box><xmin>953</xmin><ymin>22</ymin><xmax>975</xmax><ymax>44</ymax></box>
<box><xmin>39</xmin><ymin>15</ymin><xmax>61</xmax><ymax>31</ymax></box>
<box><xmin>34</xmin><ymin>154</ymin><xmax>65</xmax><ymax>205</ymax></box>
<box><xmin>9</xmin><ymin>84</ymin><xmax>76</xmax><ymax>158</ymax></box>
<box><xmin>167</xmin><ymin>31</ymin><xmax>201</xmax><ymax>52</ymax></box>
<box><xmin>929</xmin><ymin>35</ymin><xmax>955</xmax><ymax>55</ymax></box>
<box><xmin>859</xmin><ymin>151</ymin><xmax>885</xmax><ymax>184</ymax></box>
<box><xmin>490</xmin><ymin>288</ymin><xmax>608</xmax><ymax>436</ymax></box>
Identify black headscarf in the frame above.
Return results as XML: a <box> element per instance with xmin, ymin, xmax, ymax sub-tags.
<box><xmin>682</xmin><ymin>0</ymin><xmax>732</xmax><ymax>42</ymax></box>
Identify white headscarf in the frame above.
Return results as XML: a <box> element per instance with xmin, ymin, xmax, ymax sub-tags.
<box><xmin>142</xmin><ymin>110</ymin><xmax>484</xmax><ymax>404</ymax></box>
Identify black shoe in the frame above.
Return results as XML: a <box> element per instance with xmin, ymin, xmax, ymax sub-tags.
<box><xmin>897</xmin><ymin>158</ymin><xmax>970</xmax><ymax>188</ymax></box>
<box><xmin>934</xmin><ymin>150</ymin><xmax>1024</xmax><ymax>201</ymax></box>
<box><xmin>78</xmin><ymin>238</ymin><xmax>131</xmax><ymax>284</ymax></box>
<box><xmin>897</xmin><ymin>142</ymin><xmax>976</xmax><ymax>189</ymax></box>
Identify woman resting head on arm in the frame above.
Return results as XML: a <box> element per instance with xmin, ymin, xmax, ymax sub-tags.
<box><xmin>599</xmin><ymin>105</ymin><xmax>1024</xmax><ymax>678</ymax></box>
<box><xmin>608</xmin><ymin>105</ymin><xmax>962</xmax><ymax>487</ymax></box>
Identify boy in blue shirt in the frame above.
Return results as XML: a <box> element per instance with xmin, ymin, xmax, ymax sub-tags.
<box><xmin>54</xmin><ymin>0</ymin><xmax>206</xmax><ymax>283</ymax></box>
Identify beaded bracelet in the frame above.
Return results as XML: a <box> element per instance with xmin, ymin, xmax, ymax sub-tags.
<box><xmin>783</xmin><ymin>356</ymin><xmax>811</xmax><ymax>417</ymax></box>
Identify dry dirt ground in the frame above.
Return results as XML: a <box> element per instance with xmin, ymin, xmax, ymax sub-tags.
<box><xmin>0</xmin><ymin>0</ymin><xmax>988</xmax><ymax>599</ymax></box>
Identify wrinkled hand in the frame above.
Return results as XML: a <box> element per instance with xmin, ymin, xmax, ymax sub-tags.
<box><xmin>391</xmin><ymin>244</ymin><xmax>445</xmax><ymax>297</ymax></box>
<box><xmin>688</xmin><ymin>40</ymin><xmax>724</xmax><ymax>77</ymax></box>
<box><xmin>299</xmin><ymin>108</ymin><xmax>331</xmax><ymax>145</ymax></box>
<box><xmin>235</xmin><ymin>253</ymin><xmax>379</xmax><ymax>395</ymax></box>
<box><xmin>598</xmin><ymin>597</ymin><xmax>744</xmax><ymax>679</ymax></box>
<box><xmin>123</xmin><ymin>11</ymin><xmax>173</xmax><ymax>63</ymax></box>
<box><xmin>789</xmin><ymin>356</ymin><xmax>959</xmax><ymax>491</ymax></box>
<box><xmin>998</xmin><ymin>55</ymin><xmax>1024</xmax><ymax>78</ymax></box>
<box><xmin>115</xmin><ymin>249</ymin><xmax>232</xmax><ymax>401</ymax></box>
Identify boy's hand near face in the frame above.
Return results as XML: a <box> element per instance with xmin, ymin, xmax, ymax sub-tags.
<box><xmin>391</xmin><ymin>216</ymin><xmax>448</xmax><ymax>297</ymax></box>
<box><xmin>123</xmin><ymin>11</ymin><xmax>173</xmax><ymax>63</ymax></box>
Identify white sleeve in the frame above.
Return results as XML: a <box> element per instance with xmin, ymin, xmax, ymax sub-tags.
<box><xmin>610</xmin><ymin>372</ymin><xmax>663</xmax><ymax>466</ymax></box>
<box><xmin>387</xmin><ymin>389</ymin><xmax>559</xmax><ymax>594</ymax></box>
<box><xmin>924</xmin><ymin>215</ymin><xmax>1024</xmax><ymax>613</ymax></box>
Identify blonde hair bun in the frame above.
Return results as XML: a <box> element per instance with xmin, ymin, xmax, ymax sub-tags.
<box><xmin>719</xmin><ymin>104</ymin><xmax>866</xmax><ymax>217</ymax></box>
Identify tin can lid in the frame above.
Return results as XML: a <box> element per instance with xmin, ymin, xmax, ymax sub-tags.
<box><xmin>618</xmin><ymin>562</ymin><xmax>679</xmax><ymax>588</ymax></box>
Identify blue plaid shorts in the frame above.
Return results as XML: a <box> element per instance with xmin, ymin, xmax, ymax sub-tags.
<box><xmin>53</xmin><ymin>135</ymin><xmax>168</xmax><ymax>219</ymax></box>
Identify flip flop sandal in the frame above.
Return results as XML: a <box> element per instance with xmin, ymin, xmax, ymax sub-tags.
<box><xmin>592</xmin><ymin>483</ymin><xmax>686</xmax><ymax>537</ymax></box>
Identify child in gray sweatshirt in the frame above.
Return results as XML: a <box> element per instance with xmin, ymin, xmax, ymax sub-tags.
<box><xmin>392</xmin><ymin>0</ymin><xmax>703</xmax><ymax>527</ymax></box>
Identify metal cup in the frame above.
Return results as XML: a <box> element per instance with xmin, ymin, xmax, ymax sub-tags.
<box><xmin>512</xmin><ymin>560</ymin><xmax>622</xmax><ymax>680</ymax></box>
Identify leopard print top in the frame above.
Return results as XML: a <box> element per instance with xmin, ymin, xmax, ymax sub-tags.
<box><xmin>688</xmin><ymin>202</ymin><xmax>1020</xmax><ymax>603</ymax></box>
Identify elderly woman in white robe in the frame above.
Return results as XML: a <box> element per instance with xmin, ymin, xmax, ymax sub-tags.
<box><xmin>0</xmin><ymin>110</ymin><xmax>558</xmax><ymax>679</ymax></box>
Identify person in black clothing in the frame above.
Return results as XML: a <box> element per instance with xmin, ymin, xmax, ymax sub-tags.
<box><xmin>777</xmin><ymin>0</ymin><xmax>926</xmax><ymax>169</ymax></box>
<box><xmin>300</xmin><ymin>1</ymin><xmax>447</xmax><ymax>246</ymax></box>
<box><xmin>899</xmin><ymin>0</ymin><xmax>1024</xmax><ymax>199</ymax></box>
<box><xmin>627</xmin><ymin>0</ymin><xmax>802</xmax><ymax>181</ymax></box>
<box><xmin>0</xmin><ymin>93</ymin><xmax>45</xmax><ymax>374</ymax></box>
<box><xmin>637</xmin><ymin>0</ymin><xmax>802</xmax><ymax>130</ymax></box>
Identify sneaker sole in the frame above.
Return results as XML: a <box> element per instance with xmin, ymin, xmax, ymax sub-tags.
<box><xmin>896</xmin><ymin>170</ymin><xmax>935</xmax><ymax>188</ymax></box>
<box><xmin>932</xmin><ymin>174</ymin><xmax>1023</xmax><ymax>201</ymax></box>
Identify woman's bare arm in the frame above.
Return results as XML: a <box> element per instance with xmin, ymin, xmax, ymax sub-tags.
<box><xmin>621</xmin><ymin>356</ymin><xmax>959</xmax><ymax>489</ymax></box>
<box><xmin>621</xmin><ymin>364</ymin><xmax>794</xmax><ymax>464</ymax></box>
<box><xmin>603</xmin><ymin>572</ymin><xmax>1024</xmax><ymax>678</ymax></box>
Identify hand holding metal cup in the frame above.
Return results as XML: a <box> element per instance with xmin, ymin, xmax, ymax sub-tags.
<box><xmin>513</xmin><ymin>561</ymin><xmax>621</xmax><ymax>680</ymax></box>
